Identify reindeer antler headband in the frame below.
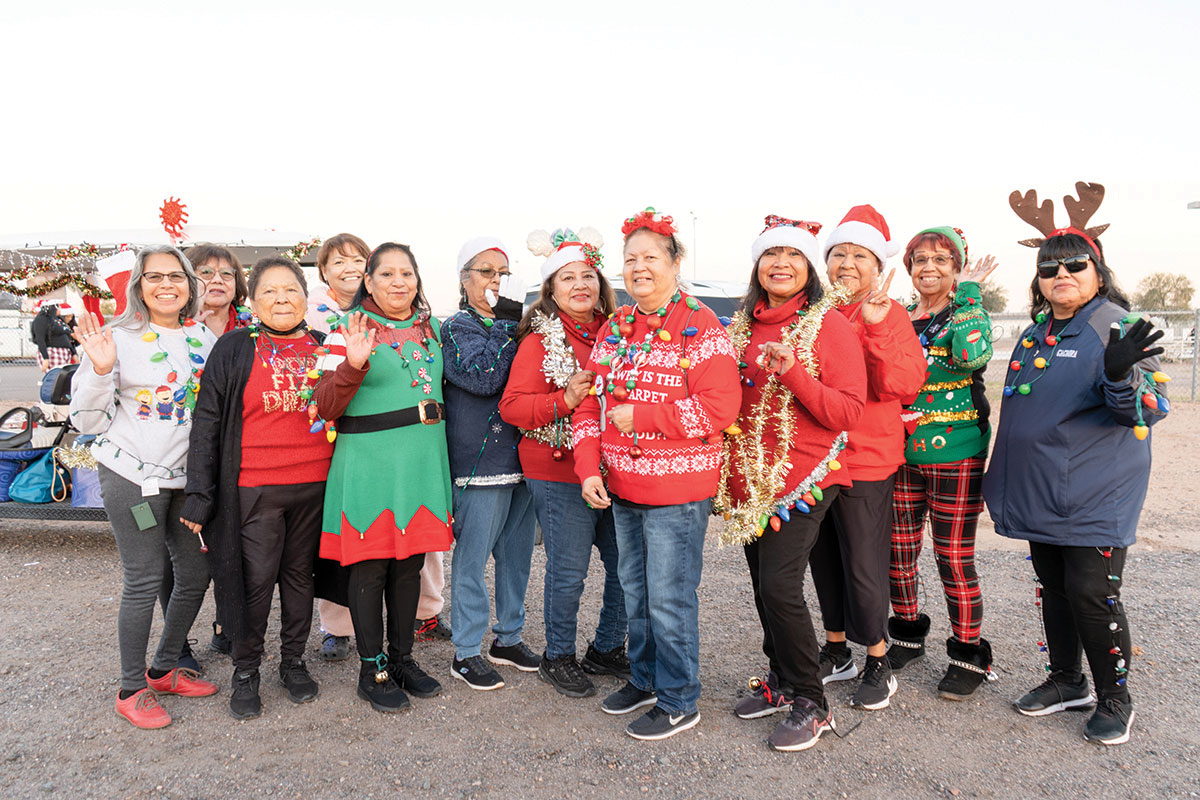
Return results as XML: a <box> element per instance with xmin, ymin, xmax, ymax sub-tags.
<box><xmin>1009</xmin><ymin>181</ymin><xmax>1110</xmax><ymax>257</ymax></box>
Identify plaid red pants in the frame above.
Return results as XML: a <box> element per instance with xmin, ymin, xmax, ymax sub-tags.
<box><xmin>889</xmin><ymin>456</ymin><xmax>985</xmax><ymax>643</ymax></box>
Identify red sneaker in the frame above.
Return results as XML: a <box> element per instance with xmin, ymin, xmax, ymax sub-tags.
<box><xmin>146</xmin><ymin>667</ymin><xmax>219</xmax><ymax>697</ymax></box>
<box><xmin>115</xmin><ymin>689</ymin><xmax>172</xmax><ymax>729</ymax></box>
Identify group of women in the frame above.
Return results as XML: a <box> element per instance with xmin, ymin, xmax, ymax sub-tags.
<box><xmin>68</xmin><ymin>186</ymin><xmax>1166</xmax><ymax>751</ymax></box>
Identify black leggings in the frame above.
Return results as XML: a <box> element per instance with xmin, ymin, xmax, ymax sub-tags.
<box><xmin>347</xmin><ymin>554</ymin><xmax>424</xmax><ymax>664</ymax></box>
<box><xmin>1030</xmin><ymin>542</ymin><xmax>1131</xmax><ymax>702</ymax></box>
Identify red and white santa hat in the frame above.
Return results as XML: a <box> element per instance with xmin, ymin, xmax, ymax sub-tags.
<box><xmin>527</xmin><ymin>227</ymin><xmax>604</xmax><ymax>281</ymax></box>
<box><xmin>751</xmin><ymin>215</ymin><xmax>822</xmax><ymax>267</ymax></box>
<box><xmin>822</xmin><ymin>204</ymin><xmax>899</xmax><ymax>267</ymax></box>
<box><xmin>457</xmin><ymin>237</ymin><xmax>508</xmax><ymax>272</ymax></box>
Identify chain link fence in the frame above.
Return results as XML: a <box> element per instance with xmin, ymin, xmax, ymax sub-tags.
<box><xmin>0</xmin><ymin>311</ymin><xmax>39</xmax><ymax>363</ymax></box>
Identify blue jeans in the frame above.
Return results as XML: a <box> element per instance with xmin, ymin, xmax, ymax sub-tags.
<box><xmin>527</xmin><ymin>478</ymin><xmax>626</xmax><ymax>660</ymax></box>
<box><xmin>611</xmin><ymin>498</ymin><xmax>709</xmax><ymax>715</ymax></box>
<box><xmin>450</xmin><ymin>482</ymin><xmax>537</xmax><ymax>660</ymax></box>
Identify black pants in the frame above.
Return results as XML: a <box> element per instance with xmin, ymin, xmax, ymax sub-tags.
<box><xmin>1030</xmin><ymin>542</ymin><xmax>1131</xmax><ymax>703</ymax></box>
<box><xmin>744</xmin><ymin>486</ymin><xmax>840</xmax><ymax>707</ymax></box>
<box><xmin>347</xmin><ymin>553</ymin><xmax>424</xmax><ymax>663</ymax></box>
<box><xmin>810</xmin><ymin>476</ymin><xmax>894</xmax><ymax>646</ymax></box>
<box><xmin>231</xmin><ymin>482</ymin><xmax>324</xmax><ymax>671</ymax></box>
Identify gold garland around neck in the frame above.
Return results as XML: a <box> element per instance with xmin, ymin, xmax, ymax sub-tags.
<box><xmin>518</xmin><ymin>311</ymin><xmax>579</xmax><ymax>448</ymax></box>
<box><xmin>714</xmin><ymin>284</ymin><xmax>851</xmax><ymax>546</ymax></box>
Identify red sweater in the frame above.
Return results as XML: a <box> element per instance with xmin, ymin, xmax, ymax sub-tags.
<box><xmin>498</xmin><ymin>311</ymin><xmax>603</xmax><ymax>483</ymax></box>
<box><xmin>835</xmin><ymin>298</ymin><xmax>927</xmax><ymax>481</ymax></box>
<box><xmin>239</xmin><ymin>336</ymin><xmax>334</xmax><ymax>487</ymax></box>
<box><xmin>727</xmin><ymin>294</ymin><xmax>867</xmax><ymax>503</ymax></box>
<box><xmin>572</xmin><ymin>292</ymin><xmax>740</xmax><ymax>505</ymax></box>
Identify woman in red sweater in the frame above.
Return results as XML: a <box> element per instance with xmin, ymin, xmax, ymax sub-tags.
<box><xmin>573</xmin><ymin>208</ymin><xmax>740</xmax><ymax>741</ymax></box>
<box><xmin>717</xmin><ymin>215</ymin><xmax>866</xmax><ymax>752</ymax></box>
<box><xmin>810</xmin><ymin>205</ymin><xmax>927</xmax><ymax>711</ymax></box>
<box><xmin>498</xmin><ymin>227</ymin><xmax>627</xmax><ymax>700</ymax></box>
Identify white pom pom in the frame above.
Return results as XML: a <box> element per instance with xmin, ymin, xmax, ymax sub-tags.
<box><xmin>526</xmin><ymin>229</ymin><xmax>554</xmax><ymax>258</ymax></box>
<box><xmin>578</xmin><ymin>226</ymin><xmax>604</xmax><ymax>249</ymax></box>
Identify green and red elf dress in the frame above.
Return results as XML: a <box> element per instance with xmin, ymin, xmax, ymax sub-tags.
<box><xmin>312</xmin><ymin>298</ymin><xmax>453</xmax><ymax>567</ymax></box>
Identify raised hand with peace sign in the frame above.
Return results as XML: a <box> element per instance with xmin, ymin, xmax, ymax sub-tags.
<box><xmin>859</xmin><ymin>268</ymin><xmax>897</xmax><ymax>326</ymax></box>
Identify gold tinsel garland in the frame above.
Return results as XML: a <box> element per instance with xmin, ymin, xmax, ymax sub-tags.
<box><xmin>54</xmin><ymin>443</ymin><xmax>99</xmax><ymax>470</ymax></box>
<box><xmin>518</xmin><ymin>311</ymin><xmax>578</xmax><ymax>448</ymax></box>
<box><xmin>714</xmin><ymin>284</ymin><xmax>851</xmax><ymax>546</ymax></box>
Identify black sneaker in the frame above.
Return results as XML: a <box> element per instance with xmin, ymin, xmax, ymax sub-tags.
<box><xmin>626</xmin><ymin>706</ymin><xmax>700</xmax><ymax>741</ymax></box>
<box><xmin>539</xmin><ymin>653</ymin><xmax>597</xmax><ymax>698</ymax></box>
<box><xmin>451</xmin><ymin>655</ymin><xmax>505</xmax><ymax>691</ymax></box>
<box><xmin>414</xmin><ymin>614</ymin><xmax>452</xmax><ymax>642</ymax></box>
<box><xmin>601</xmin><ymin>681</ymin><xmax>658</xmax><ymax>715</ymax></box>
<box><xmin>357</xmin><ymin>661</ymin><xmax>410</xmax><ymax>713</ymax></box>
<box><xmin>487</xmin><ymin>640</ymin><xmax>539</xmax><ymax>672</ymax></box>
<box><xmin>394</xmin><ymin>654</ymin><xmax>442</xmax><ymax>698</ymax></box>
<box><xmin>851</xmin><ymin>656</ymin><xmax>898</xmax><ymax>710</ymax></box>
<box><xmin>818</xmin><ymin>643</ymin><xmax>857</xmax><ymax>685</ymax></box>
<box><xmin>581</xmin><ymin>642</ymin><xmax>632</xmax><ymax>679</ymax></box>
<box><xmin>734</xmin><ymin>672</ymin><xmax>791</xmax><ymax>720</ymax></box>
<box><xmin>1014</xmin><ymin>673</ymin><xmax>1096</xmax><ymax>717</ymax></box>
<box><xmin>319</xmin><ymin>633</ymin><xmax>351</xmax><ymax>662</ymax></box>
<box><xmin>229</xmin><ymin>669</ymin><xmax>262</xmax><ymax>720</ymax></box>
<box><xmin>279</xmin><ymin>658</ymin><xmax>319</xmax><ymax>704</ymax></box>
<box><xmin>768</xmin><ymin>698</ymin><xmax>835</xmax><ymax>752</ymax></box>
<box><xmin>210</xmin><ymin>622</ymin><xmax>232</xmax><ymax>656</ymax></box>
<box><xmin>1084</xmin><ymin>697</ymin><xmax>1135</xmax><ymax>746</ymax></box>
<box><xmin>176</xmin><ymin>639</ymin><xmax>201</xmax><ymax>673</ymax></box>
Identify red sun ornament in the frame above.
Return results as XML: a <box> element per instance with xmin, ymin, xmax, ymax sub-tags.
<box><xmin>159</xmin><ymin>197</ymin><xmax>189</xmax><ymax>241</ymax></box>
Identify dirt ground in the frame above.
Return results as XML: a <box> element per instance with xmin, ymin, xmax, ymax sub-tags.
<box><xmin>2</xmin><ymin>404</ymin><xmax>1199</xmax><ymax>799</ymax></box>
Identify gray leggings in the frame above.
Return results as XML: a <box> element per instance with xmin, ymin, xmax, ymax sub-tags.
<box><xmin>98</xmin><ymin>465</ymin><xmax>210</xmax><ymax>691</ymax></box>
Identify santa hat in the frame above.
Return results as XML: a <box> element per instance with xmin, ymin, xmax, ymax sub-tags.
<box><xmin>457</xmin><ymin>237</ymin><xmax>508</xmax><ymax>272</ymax></box>
<box><xmin>751</xmin><ymin>215</ymin><xmax>822</xmax><ymax>268</ymax></box>
<box><xmin>527</xmin><ymin>227</ymin><xmax>604</xmax><ymax>282</ymax></box>
<box><xmin>56</xmin><ymin>303</ymin><xmax>73</xmax><ymax>314</ymax></box>
<box><xmin>823</xmin><ymin>204</ymin><xmax>898</xmax><ymax>268</ymax></box>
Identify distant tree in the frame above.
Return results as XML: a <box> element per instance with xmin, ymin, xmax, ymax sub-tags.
<box><xmin>1133</xmin><ymin>272</ymin><xmax>1194</xmax><ymax>310</ymax></box>
<box><xmin>979</xmin><ymin>281</ymin><xmax>1007</xmax><ymax>313</ymax></box>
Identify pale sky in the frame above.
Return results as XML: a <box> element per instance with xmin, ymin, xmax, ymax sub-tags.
<box><xmin>3</xmin><ymin>0</ymin><xmax>1197</xmax><ymax>314</ymax></box>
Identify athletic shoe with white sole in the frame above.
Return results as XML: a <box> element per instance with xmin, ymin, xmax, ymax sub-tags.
<box><xmin>850</xmin><ymin>656</ymin><xmax>898</xmax><ymax>710</ymax></box>
<box><xmin>487</xmin><ymin>640</ymin><xmax>540</xmax><ymax>672</ymax></box>
<box><xmin>626</xmin><ymin>707</ymin><xmax>700</xmax><ymax>741</ymax></box>
<box><xmin>451</xmin><ymin>655</ymin><xmax>505</xmax><ymax>691</ymax></box>
<box><xmin>818</xmin><ymin>643</ymin><xmax>858</xmax><ymax>685</ymax></box>
<box><xmin>601</xmin><ymin>681</ymin><xmax>658</xmax><ymax>715</ymax></box>
<box><xmin>734</xmin><ymin>671</ymin><xmax>791</xmax><ymax>720</ymax></box>
<box><xmin>1084</xmin><ymin>698</ymin><xmax>1135</xmax><ymax>746</ymax></box>
<box><xmin>767</xmin><ymin>698</ymin><xmax>835</xmax><ymax>752</ymax></box>
<box><xmin>1014</xmin><ymin>674</ymin><xmax>1096</xmax><ymax>717</ymax></box>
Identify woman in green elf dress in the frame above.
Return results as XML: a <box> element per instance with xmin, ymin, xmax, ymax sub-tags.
<box><xmin>312</xmin><ymin>242</ymin><xmax>452</xmax><ymax>713</ymax></box>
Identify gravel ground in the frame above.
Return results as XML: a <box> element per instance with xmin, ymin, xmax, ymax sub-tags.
<box><xmin>2</xmin><ymin>387</ymin><xmax>1198</xmax><ymax>799</ymax></box>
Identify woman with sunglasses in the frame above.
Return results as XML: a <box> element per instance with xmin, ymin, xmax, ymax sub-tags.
<box><xmin>984</xmin><ymin>183</ymin><xmax>1167</xmax><ymax>746</ymax></box>
<box><xmin>886</xmin><ymin>228</ymin><xmax>999</xmax><ymax>700</ymax></box>
<box><xmin>69</xmin><ymin>245</ymin><xmax>219</xmax><ymax>728</ymax></box>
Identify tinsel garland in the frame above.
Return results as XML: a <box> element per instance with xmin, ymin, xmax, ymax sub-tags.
<box><xmin>0</xmin><ymin>243</ymin><xmax>115</xmax><ymax>299</ymax></box>
<box><xmin>714</xmin><ymin>284</ymin><xmax>851</xmax><ymax>546</ymax></box>
<box><xmin>284</xmin><ymin>237</ymin><xmax>322</xmax><ymax>262</ymax></box>
<box><xmin>518</xmin><ymin>311</ymin><xmax>577</xmax><ymax>447</ymax></box>
<box><xmin>55</xmin><ymin>443</ymin><xmax>99</xmax><ymax>470</ymax></box>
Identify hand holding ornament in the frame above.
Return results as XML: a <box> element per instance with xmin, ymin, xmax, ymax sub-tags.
<box><xmin>564</xmin><ymin>370</ymin><xmax>595</xmax><ymax>409</ymax></box>
<box><xmin>757</xmin><ymin>342</ymin><xmax>796</xmax><ymax>375</ymax></box>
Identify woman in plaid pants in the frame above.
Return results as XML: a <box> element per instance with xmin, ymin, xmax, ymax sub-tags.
<box><xmin>888</xmin><ymin>227</ymin><xmax>998</xmax><ymax>699</ymax></box>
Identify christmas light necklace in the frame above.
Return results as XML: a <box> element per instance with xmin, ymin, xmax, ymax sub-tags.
<box><xmin>140</xmin><ymin>320</ymin><xmax>206</xmax><ymax>411</ymax></box>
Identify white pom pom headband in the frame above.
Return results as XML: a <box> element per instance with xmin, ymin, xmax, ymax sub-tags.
<box><xmin>528</xmin><ymin>227</ymin><xmax>605</xmax><ymax>281</ymax></box>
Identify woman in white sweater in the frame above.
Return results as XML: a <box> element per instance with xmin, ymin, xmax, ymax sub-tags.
<box><xmin>70</xmin><ymin>245</ymin><xmax>219</xmax><ymax>729</ymax></box>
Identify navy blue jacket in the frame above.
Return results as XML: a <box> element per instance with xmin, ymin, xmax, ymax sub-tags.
<box><xmin>983</xmin><ymin>297</ymin><xmax>1166</xmax><ymax>548</ymax></box>
<box><xmin>440</xmin><ymin>310</ymin><xmax>523</xmax><ymax>487</ymax></box>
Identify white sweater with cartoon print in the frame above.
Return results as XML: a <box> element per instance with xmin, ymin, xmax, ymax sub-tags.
<box><xmin>69</xmin><ymin>323</ymin><xmax>216</xmax><ymax>489</ymax></box>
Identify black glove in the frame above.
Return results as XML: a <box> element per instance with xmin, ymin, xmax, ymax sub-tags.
<box><xmin>488</xmin><ymin>275</ymin><xmax>527</xmax><ymax>322</ymax></box>
<box><xmin>493</xmin><ymin>296</ymin><xmax>523</xmax><ymax>322</ymax></box>
<box><xmin>1104</xmin><ymin>318</ymin><xmax>1165</xmax><ymax>381</ymax></box>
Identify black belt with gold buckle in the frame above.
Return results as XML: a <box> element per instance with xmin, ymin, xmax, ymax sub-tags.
<box><xmin>337</xmin><ymin>400</ymin><xmax>444</xmax><ymax>434</ymax></box>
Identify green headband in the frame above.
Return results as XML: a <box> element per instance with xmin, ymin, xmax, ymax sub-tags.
<box><xmin>918</xmin><ymin>226</ymin><xmax>967</xmax><ymax>265</ymax></box>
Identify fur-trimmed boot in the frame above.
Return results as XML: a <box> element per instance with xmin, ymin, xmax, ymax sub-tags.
<box><xmin>938</xmin><ymin>637</ymin><xmax>992</xmax><ymax>701</ymax></box>
<box><xmin>886</xmin><ymin>614</ymin><xmax>930</xmax><ymax>670</ymax></box>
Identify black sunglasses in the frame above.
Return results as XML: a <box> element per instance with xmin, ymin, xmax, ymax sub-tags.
<box><xmin>1036</xmin><ymin>254</ymin><xmax>1091</xmax><ymax>279</ymax></box>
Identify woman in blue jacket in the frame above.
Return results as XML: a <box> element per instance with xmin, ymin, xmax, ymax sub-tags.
<box><xmin>984</xmin><ymin>183</ymin><xmax>1167</xmax><ymax>747</ymax></box>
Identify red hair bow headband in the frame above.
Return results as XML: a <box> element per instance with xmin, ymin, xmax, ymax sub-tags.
<box><xmin>762</xmin><ymin>215</ymin><xmax>822</xmax><ymax>236</ymax></box>
<box><xmin>622</xmin><ymin>207</ymin><xmax>677</xmax><ymax>238</ymax></box>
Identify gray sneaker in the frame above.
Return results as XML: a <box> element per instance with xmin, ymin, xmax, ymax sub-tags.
<box><xmin>768</xmin><ymin>698</ymin><xmax>835</xmax><ymax>752</ymax></box>
<box><xmin>734</xmin><ymin>671</ymin><xmax>791</xmax><ymax>720</ymax></box>
<box><xmin>1014</xmin><ymin>673</ymin><xmax>1095</xmax><ymax>716</ymax></box>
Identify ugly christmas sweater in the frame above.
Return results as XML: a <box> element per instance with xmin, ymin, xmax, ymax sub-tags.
<box><xmin>902</xmin><ymin>281</ymin><xmax>993</xmax><ymax>464</ymax></box>
<box><xmin>498</xmin><ymin>310</ymin><xmax>605</xmax><ymax>483</ymax></box>
<box><xmin>834</xmin><ymin>298</ymin><xmax>927</xmax><ymax>481</ymax></box>
<box><xmin>725</xmin><ymin>293</ymin><xmax>867</xmax><ymax>506</ymax></box>
<box><xmin>572</xmin><ymin>292</ymin><xmax>740</xmax><ymax>506</ymax></box>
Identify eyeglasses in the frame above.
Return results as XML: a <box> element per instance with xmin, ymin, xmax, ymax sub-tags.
<box><xmin>911</xmin><ymin>254</ymin><xmax>954</xmax><ymax>268</ymax></box>
<box><xmin>1036</xmin><ymin>255</ymin><xmax>1091</xmax><ymax>279</ymax></box>
<box><xmin>467</xmin><ymin>268</ymin><xmax>510</xmax><ymax>280</ymax></box>
<box><xmin>196</xmin><ymin>267</ymin><xmax>238</xmax><ymax>281</ymax></box>
<box><xmin>141</xmin><ymin>271</ymin><xmax>189</xmax><ymax>284</ymax></box>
